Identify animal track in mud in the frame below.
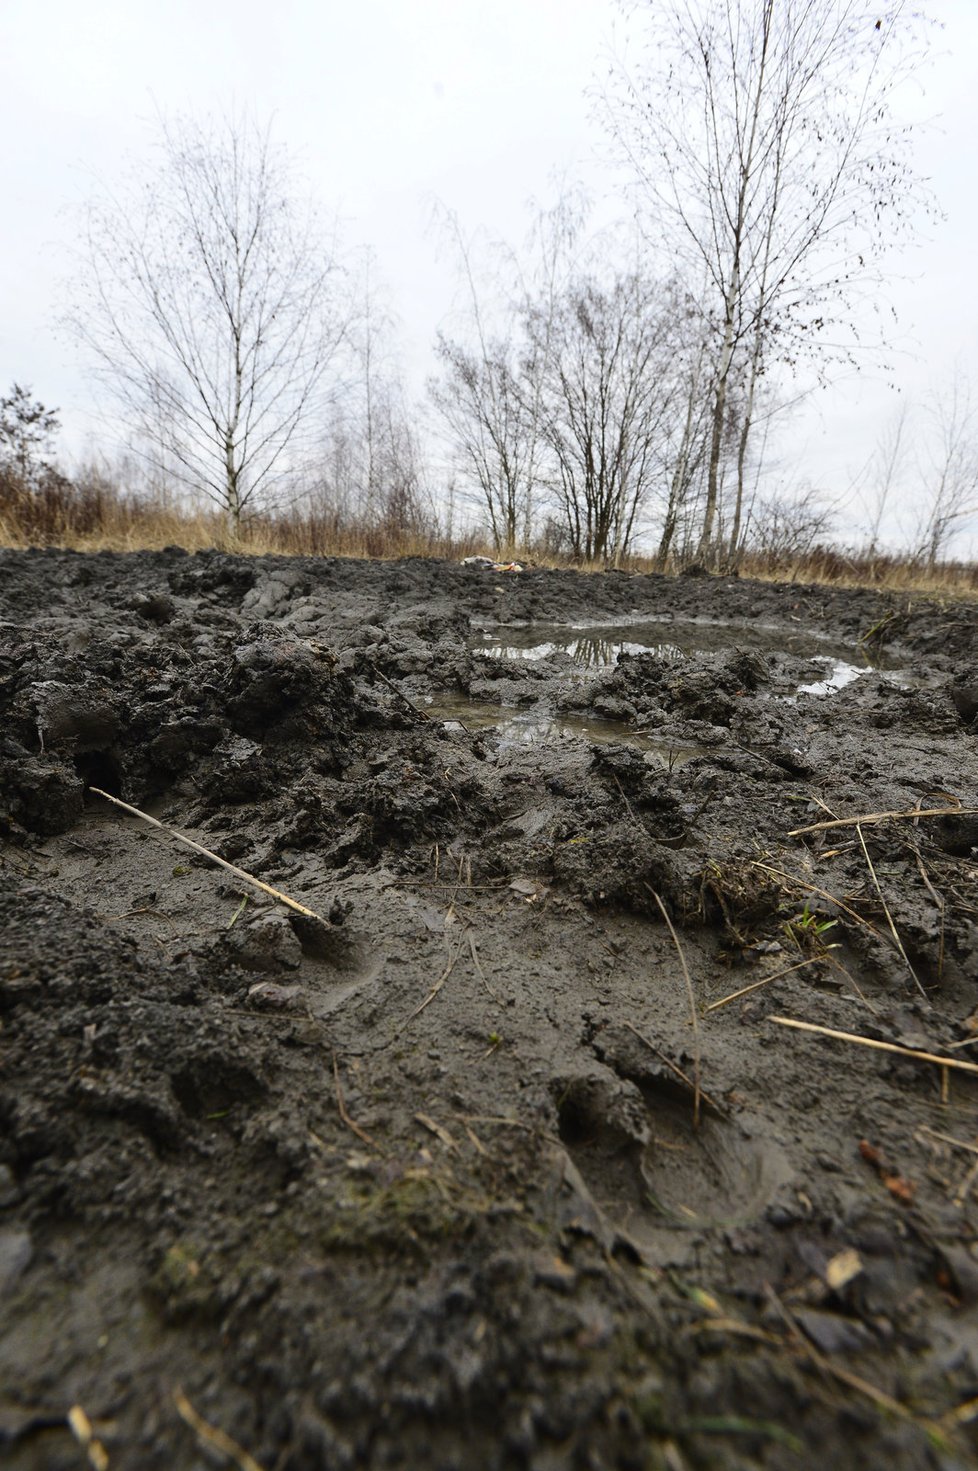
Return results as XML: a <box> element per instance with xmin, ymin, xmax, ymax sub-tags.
<box><xmin>554</xmin><ymin>1068</ymin><xmax>792</xmax><ymax>1253</ymax></box>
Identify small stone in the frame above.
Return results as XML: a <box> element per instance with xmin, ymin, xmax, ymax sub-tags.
<box><xmin>246</xmin><ymin>981</ymin><xmax>306</xmax><ymax>1011</ymax></box>
<box><xmin>532</xmin><ymin>1252</ymin><xmax>577</xmax><ymax>1291</ymax></box>
<box><xmin>0</xmin><ymin>1229</ymin><xmax>32</xmax><ymax>1294</ymax></box>
<box><xmin>229</xmin><ymin>913</ymin><xmax>303</xmax><ymax>972</ymax></box>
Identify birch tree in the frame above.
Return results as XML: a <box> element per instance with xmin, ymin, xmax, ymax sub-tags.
<box><xmin>66</xmin><ymin>111</ymin><xmax>349</xmax><ymax>527</ymax></box>
<box><xmin>914</xmin><ymin>376</ymin><xmax>978</xmax><ymax>569</ymax></box>
<box><xmin>427</xmin><ymin>192</ymin><xmax>587</xmax><ymax>554</ymax></box>
<box><xmin>603</xmin><ymin>0</ymin><xmax>931</xmax><ymax>559</ymax></box>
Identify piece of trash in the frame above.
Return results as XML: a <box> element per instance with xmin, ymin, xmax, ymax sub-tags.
<box><xmin>459</xmin><ymin>555</ymin><xmax>524</xmax><ymax>572</ymax></box>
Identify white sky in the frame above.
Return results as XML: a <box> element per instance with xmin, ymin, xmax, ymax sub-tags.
<box><xmin>1</xmin><ymin>0</ymin><xmax>976</xmax><ymax>552</ymax></box>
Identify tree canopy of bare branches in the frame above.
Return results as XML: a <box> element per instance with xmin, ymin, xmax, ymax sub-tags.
<box><xmin>603</xmin><ymin>0</ymin><xmax>933</xmax><ymax>560</ymax></box>
<box><xmin>530</xmin><ymin>272</ymin><xmax>678</xmax><ymax>563</ymax></box>
<box><xmin>66</xmin><ymin>111</ymin><xmax>350</xmax><ymax>526</ymax></box>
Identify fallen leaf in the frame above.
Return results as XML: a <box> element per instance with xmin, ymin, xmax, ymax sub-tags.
<box><xmin>884</xmin><ymin>1173</ymin><xmax>916</xmax><ymax>1205</ymax></box>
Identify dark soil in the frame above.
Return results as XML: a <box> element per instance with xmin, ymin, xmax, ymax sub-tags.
<box><xmin>2</xmin><ymin>547</ymin><xmax>978</xmax><ymax>1470</ymax></box>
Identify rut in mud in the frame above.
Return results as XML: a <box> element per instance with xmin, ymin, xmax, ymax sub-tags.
<box><xmin>2</xmin><ymin>546</ymin><xmax>978</xmax><ymax>1470</ymax></box>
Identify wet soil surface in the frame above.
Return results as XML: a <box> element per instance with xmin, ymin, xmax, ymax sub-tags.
<box><xmin>2</xmin><ymin>548</ymin><xmax>978</xmax><ymax>1470</ymax></box>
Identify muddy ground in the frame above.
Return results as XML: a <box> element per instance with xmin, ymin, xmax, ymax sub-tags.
<box><xmin>2</xmin><ymin>547</ymin><xmax>978</xmax><ymax>1470</ymax></box>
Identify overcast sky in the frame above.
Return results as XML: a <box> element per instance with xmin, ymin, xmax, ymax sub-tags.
<box><xmin>2</xmin><ymin>0</ymin><xmax>976</xmax><ymax>551</ymax></box>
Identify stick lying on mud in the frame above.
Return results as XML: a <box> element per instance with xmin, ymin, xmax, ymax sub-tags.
<box><xmin>88</xmin><ymin>787</ymin><xmax>331</xmax><ymax>924</ymax></box>
<box><xmin>788</xmin><ymin>805</ymin><xmax>978</xmax><ymax>837</ymax></box>
<box><xmin>768</xmin><ymin>1016</ymin><xmax>978</xmax><ymax>1078</ymax></box>
<box><xmin>173</xmin><ymin>1388</ymin><xmax>265</xmax><ymax>1471</ymax></box>
<box><xmin>644</xmin><ymin>885</ymin><xmax>702</xmax><ymax>1130</ymax></box>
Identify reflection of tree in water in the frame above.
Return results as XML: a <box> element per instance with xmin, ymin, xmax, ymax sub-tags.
<box><xmin>483</xmin><ymin>635</ymin><xmax>688</xmax><ymax>667</ymax></box>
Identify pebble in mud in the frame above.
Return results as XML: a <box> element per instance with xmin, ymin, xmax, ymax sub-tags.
<box><xmin>227</xmin><ymin>913</ymin><xmax>304</xmax><ymax>971</ymax></box>
<box><xmin>0</xmin><ymin>1228</ymin><xmax>32</xmax><ymax>1294</ymax></box>
<box><xmin>246</xmin><ymin>981</ymin><xmax>307</xmax><ymax>1011</ymax></box>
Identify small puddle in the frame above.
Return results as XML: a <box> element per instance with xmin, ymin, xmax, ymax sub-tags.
<box><xmin>795</xmin><ymin>659</ymin><xmax>867</xmax><ymax>697</ymax></box>
<box><xmin>427</xmin><ymin>697</ymin><xmax>706</xmax><ymax>767</ymax></box>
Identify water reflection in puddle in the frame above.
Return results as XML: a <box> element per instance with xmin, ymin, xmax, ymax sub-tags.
<box><xmin>796</xmin><ymin>660</ymin><xmax>867</xmax><ymax>697</ymax></box>
<box><xmin>478</xmin><ymin>633</ymin><xmax>687</xmax><ymax>666</ymax></box>
<box><xmin>426</xmin><ymin>697</ymin><xmax>705</xmax><ymax>767</ymax></box>
<box><xmin>473</xmin><ymin>618</ymin><xmax>872</xmax><ymax>669</ymax></box>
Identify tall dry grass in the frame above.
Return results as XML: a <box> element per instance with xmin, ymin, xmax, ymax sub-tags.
<box><xmin>1</xmin><ymin>465</ymin><xmax>975</xmax><ymax>599</ymax></box>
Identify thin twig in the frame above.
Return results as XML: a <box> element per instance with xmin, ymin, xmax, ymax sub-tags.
<box><xmin>916</xmin><ymin>1124</ymin><xmax>978</xmax><ymax>1158</ymax></box>
<box><xmin>704</xmin><ymin>957</ymin><xmax>819</xmax><ymax>1013</ymax></box>
<box><xmin>855</xmin><ymin>822</ymin><xmax>926</xmax><ymax>998</ymax></box>
<box><xmin>623</xmin><ymin>1020</ymin><xmax>726</xmax><ymax>1118</ymax></box>
<box><xmin>943</xmin><ymin>1394</ymin><xmax>978</xmax><ymax>1430</ymax></box>
<box><xmin>914</xmin><ymin>849</ymin><xmax>945</xmax><ymax>984</ymax></box>
<box><xmin>402</xmin><ymin>929</ymin><xmax>466</xmax><ymax>1025</ymax></box>
<box><xmin>768</xmin><ymin>1016</ymin><xmax>978</xmax><ymax>1077</ymax></box>
<box><xmin>173</xmin><ymin>1388</ymin><xmax>266</xmax><ymax>1471</ymax></box>
<box><xmin>763</xmin><ymin>1288</ymin><xmax>936</xmax><ymax>1431</ymax></box>
<box><xmin>332</xmin><ymin>1052</ymin><xmax>381</xmax><ymax>1151</ymax></box>
<box><xmin>363</xmin><ymin>657</ymin><xmax>432</xmax><ymax>720</ymax></box>
<box><xmin>89</xmin><ymin>787</ymin><xmax>330</xmax><ymax>923</ymax></box>
<box><xmin>645</xmin><ymin>886</ymin><xmax>701</xmax><ymax>1129</ymax></box>
<box><xmin>468</xmin><ymin>932</ymin><xmax>499</xmax><ymax>1001</ymax></box>
<box><xmin>788</xmin><ymin>805</ymin><xmax>975</xmax><ymax>837</ymax></box>
<box><xmin>954</xmin><ymin>1156</ymin><xmax>978</xmax><ymax>1208</ymax></box>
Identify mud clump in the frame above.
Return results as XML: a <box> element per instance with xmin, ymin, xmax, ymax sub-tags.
<box><xmin>1</xmin><ymin>547</ymin><xmax>978</xmax><ymax>1470</ymax></box>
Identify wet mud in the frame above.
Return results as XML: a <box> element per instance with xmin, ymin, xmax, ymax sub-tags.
<box><xmin>2</xmin><ymin>546</ymin><xmax>978</xmax><ymax>1469</ymax></box>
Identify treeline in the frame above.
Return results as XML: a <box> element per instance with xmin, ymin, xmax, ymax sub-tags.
<box><xmin>5</xmin><ymin>4</ymin><xmax>975</xmax><ymax>569</ymax></box>
<box><xmin>3</xmin><ymin>381</ymin><xmax>976</xmax><ymax>599</ymax></box>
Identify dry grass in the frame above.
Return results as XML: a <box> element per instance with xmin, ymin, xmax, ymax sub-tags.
<box><xmin>0</xmin><ymin>467</ymin><xmax>975</xmax><ymax>596</ymax></box>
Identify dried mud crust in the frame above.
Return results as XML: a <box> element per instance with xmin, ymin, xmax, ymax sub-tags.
<box><xmin>1</xmin><ymin>548</ymin><xmax>978</xmax><ymax>1470</ymax></box>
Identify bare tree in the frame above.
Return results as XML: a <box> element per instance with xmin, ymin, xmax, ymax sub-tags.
<box><xmin>744</xmin><ymin>481</ymin><xmax>836</xmax><ymax>566</ymax></box>
<box><xmin>529</xmin><ymin>271</ymin><xmax>676</xmax><ymax>563</ymax></box>
<box><xmin>603</xmin><ymin>0</ymin><xmax>932</xmax><ymax>560</ymax></box>
<box><xmin>310</xmin><ymin>251</ymin><xmax>430</xmax><ymax>537</ymax></box>
<box><xmin>429</xmin><ymin>333</ymin><xmax>534</xmax><ymax>554</ymax></box>
<box><xmin>852</xmin><ymin>398</ymin><xmax>909</xmax><ymax>558</ymax></box>
<box><xmin>914</xmin><ymin>376</ymin><xmax>978</xmax><ymax>569</ymax></box>
<box><xmin>66</xmin><ymin>111</ymin><xmax>349</xmax><ymax>527</ymax></box>
<box><xmin>650</xmin><ymin>286</ymin><xmax>714</xmax><ymax>566</ymax></box>
<box><xmin>427</xmin><ymin>192</ymin><xmax>588</xmax><ymax>554</ymax></box>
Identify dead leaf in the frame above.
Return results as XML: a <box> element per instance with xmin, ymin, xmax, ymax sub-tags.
<box><xmin>884</xmin><ymin>1173</ymin><xmax>916</xmax><ymax>1205</ymax></box>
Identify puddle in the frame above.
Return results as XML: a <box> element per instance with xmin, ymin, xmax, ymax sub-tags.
<box><xmin>796</xmin><ymin>659</ymin><xmax>867</xmax><ymax>697</ymax></box>
<box><xmin>473</xmin><ymin>617</ymin><xmax>874</xmax><ymax>669</ymax></box>
<box><xmin>427</xmin><ymin>696</ymin><xmax>706</xmax><ymax>767</ymax></box>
